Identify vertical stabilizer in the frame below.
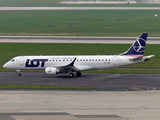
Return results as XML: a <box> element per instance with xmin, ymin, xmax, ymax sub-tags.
<box><xmin>120</xmin><ymin>33</ymin><xmax>148</xmax><ymax>56</ymax></box>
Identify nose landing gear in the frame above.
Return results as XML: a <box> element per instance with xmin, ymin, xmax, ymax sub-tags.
<box><xmin>16</xmin><ymin>70</ymin><xmax>21</xmax><ymax>76</ymax></box>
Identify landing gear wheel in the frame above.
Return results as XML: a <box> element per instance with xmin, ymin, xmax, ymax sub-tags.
<box><xmin>76</xmin><ymin>72</ymin><xmax>81</xmax><ymax>77</ymax></box>
<box><xmin>16</xmin><ymin>70</ymin><xmax>21</xmax><ymax>76</ymax></box>
<box><xmin>18</xmin><ymin>73</ymin><xmax>21</xmax><ymax>76</ymax></box>
<box><xmin>69</xmin><ymin>73</ymin><xmax>75</xmax><ymax>78</ymax></box>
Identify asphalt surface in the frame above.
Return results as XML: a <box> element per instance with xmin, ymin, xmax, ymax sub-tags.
<box><xmin>0</xmin><ymin>72</ymin><xmax>159</xmax><ymax>91</ymax></box>
<box><xmin>2</xmin><ymin>90</ymin><xmax>160</xmax><ymax>120</ymax></box>
<box><xmin>0</xmin><ymin>36</ymin><xmax>159</xmax><ymax>44</ymax></box>
<box><xmin>0</xmin><ymin>36</ymin><xmax>160</xmax><ymax>40</ymax></box>
<box><xmin>0</xmin><ymin>7</ymin><xmax>160</xmax><ymax>10</ymax></box>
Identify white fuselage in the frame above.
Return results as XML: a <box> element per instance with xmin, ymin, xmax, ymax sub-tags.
<box><xmin>3</xmin><ymin>55</ymin><xmax>141</xmax><ymax>71</ymax></box>
<box><xmin>2</xmin><ymin>33</ymin><xmax>154</xmax><ymax>77</ymax></box>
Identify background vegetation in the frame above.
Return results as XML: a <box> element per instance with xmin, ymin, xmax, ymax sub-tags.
<box><xmin>0</xmin><ymin>10</ymin><xmax>159</xmax><ymax>36</ymax></box>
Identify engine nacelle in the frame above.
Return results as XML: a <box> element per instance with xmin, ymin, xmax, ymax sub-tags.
<box><xmin>45</xmin><ymin>67</ymin><xmax>59</xmax><ymax>75</ymax></box>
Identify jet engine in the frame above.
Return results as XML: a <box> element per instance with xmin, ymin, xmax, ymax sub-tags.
<box><xmin>45</xmin><ymin>67</ymin><xmax>59</xmax><ymax>75</ymax></box>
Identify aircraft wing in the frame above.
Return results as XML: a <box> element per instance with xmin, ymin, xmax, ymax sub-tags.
<box><xmin>54</xmin><ymin>58</ymin><xmax>80</xmax><ymax>73</ymax></box>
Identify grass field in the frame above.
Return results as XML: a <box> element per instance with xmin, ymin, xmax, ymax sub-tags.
<box><xmin>0</xmin><ymin>0</ymin><xmax>60</xmax><ymax>7</ymax></box>
<box><xmin>0</xmin><ymin>43</ymin><xmax>159</xmax><ymax>74</ymax></box>
<box><xmin>0</xmin><ymin>84</ymin><xmax>93</xmax><ymax>89</ymax></box>
<box><xmin>0</xmin><ymin>10</ymin><xmax>160</xmax><ymax>36</ymax></box>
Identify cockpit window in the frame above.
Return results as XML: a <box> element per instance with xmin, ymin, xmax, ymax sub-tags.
<box><xmin>11</xmin><ymin>59</ymin><xmax>15</xmax><ymax>62</ymax></box>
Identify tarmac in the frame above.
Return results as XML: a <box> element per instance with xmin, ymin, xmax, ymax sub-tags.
<box><xmin>0</xmin><ymin>72</ymin><xmax>160</xmax><ymax>120</ymax></box>
<box><xmin>1</xmin><ymin>90</ymin><xmax>160</xmax><ymax>120</ymax></box>
<box><xmin>0</xmin><ymin>72</ymin><xmax>160</xmax><ymax>91</ymax></box>
<box><xmin>0</xmin><ymin>36</ymin><xmax>159</xmax><ymax>44</ymax></box>
<box><xmin>0</xmin><ymin>7</ymin><xmax>160</xmax><ymax>10</ymax></box>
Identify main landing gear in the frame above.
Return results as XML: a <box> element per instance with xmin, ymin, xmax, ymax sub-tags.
<box><xmin>69</xmin><ymin>72</ymin><xmax>81</xmax><ymax>78</ymax></box>
<box><xmin>15</xmin><ymin>70</ymin><xmax>81</xmax><ymax>78</ymax></box>
<box><xmin>16</xmin><ymin>70</ymin><xmax>21</xmax><ymax>76</ymax></box>
<box><xmin>76</xmin><ymin>71</ymin><xmax>81</xmax><ymax>77</ymax></box>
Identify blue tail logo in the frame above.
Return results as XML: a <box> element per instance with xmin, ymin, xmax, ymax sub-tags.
<box><xmin>133</xmin><ymin>37</ymin><xmax>146</xmax><ymax>53</ymax></box>
<box><xmin>120</xmin><ymin>33</ymin><xmax>148</xmax><ymax>56</ymax></box>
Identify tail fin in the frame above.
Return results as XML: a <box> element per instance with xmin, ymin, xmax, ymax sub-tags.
<box><xmin>120</xmin><ymin>33</ymin><xmax>148</xmax><ymax>56</ymax></box>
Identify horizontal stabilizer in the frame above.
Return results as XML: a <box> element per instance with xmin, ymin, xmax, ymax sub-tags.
<box><xmin>129</xmin><ymin>57</ymin><xmax>143</xmax><ymax>61</ymax></box>
<box><xmin>143</xmin><ymin>55</ymin><xmax>155</xmax><ymax>61</ymax></box>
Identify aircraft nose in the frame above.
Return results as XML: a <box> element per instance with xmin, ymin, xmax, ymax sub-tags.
<box><xmin>3</xmin><ymin>63</ymin><xmax>8</xmax><ymax>69</ymax></box>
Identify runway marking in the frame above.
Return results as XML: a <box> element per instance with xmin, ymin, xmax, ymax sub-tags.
<box><xmin>74</xmin><ymin>114</ymin><xmax>121</xmax><ymax>118</ymax></box>
<box><xmin>43</xmin><ymin>95</ymin><xmax>79</xmax><ymax>103</ymax></box>
<box><xmin>93</xmin><ymin>74</ymin><xmax>120</xmax><ymax>80</ymax></box>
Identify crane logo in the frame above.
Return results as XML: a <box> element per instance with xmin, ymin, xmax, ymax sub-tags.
<box><xmin>133</xmin><ymin>38</ymin><xmax>146</xmax><ymax>53</ymax></box>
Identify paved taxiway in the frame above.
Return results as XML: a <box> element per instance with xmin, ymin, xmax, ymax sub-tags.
<box><xmin>0</xmin><ymin>72</ymin><xmax>160</xmax><ymax>91</ymax></box>
<box><xmin>0</xmin><ymin>7</ymin><xmax>160</xmax><ymax>10</ymax></box>
<box><xmin>1</xmin><ymin>90</ymin><xmax>160</xmax><ymax>120</ymax></box>
<box><xmin>0</xmin><ymin>36</ymin><xmax>160</xmax><ymax>44</ymax></box>
<box><xmin>0</xmin><ymin>72</ymin><xmax>160</xmax><ymax>120</ymax></box>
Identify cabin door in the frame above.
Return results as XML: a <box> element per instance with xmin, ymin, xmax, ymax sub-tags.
<box><xmin>19</xmin><ymin>57</ymin><xmax>25</xmax><ymax>66</ymax></box>
<box><xmin>113</xmin><ymin>56</ymin><xmax>117</xmax><ymax>65</ymax></box>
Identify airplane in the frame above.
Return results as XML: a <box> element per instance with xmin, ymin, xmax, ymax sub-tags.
<box><xmin>3</xmin><ymin>33</ymin><xmax>154</xmax><ymax>77</ymax></box>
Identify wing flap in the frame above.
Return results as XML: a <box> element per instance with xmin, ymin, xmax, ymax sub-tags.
<box><xmin>75</xmin><ymin>65</ymin><xmax>93</xmax><ymax>71</ymax></box>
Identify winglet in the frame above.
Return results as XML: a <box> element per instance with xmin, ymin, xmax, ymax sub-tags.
<box><xmin>69</xmin><ymin>58</ymin><xmax>77</xmax><ymax>66</ymax></box>
<box><xmin>120</xmin><ymin>33</ymin><xmax>148</xmax><ymax>56</ymax></box>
